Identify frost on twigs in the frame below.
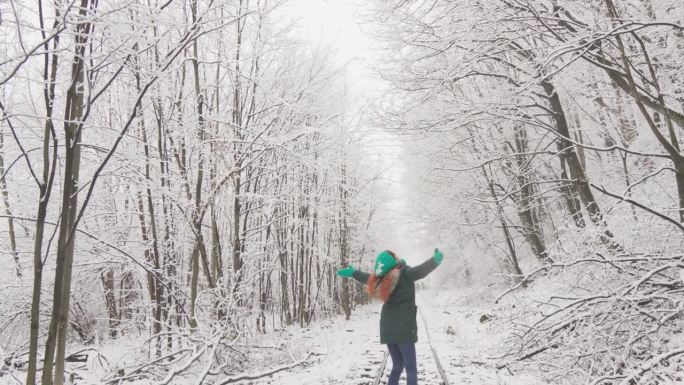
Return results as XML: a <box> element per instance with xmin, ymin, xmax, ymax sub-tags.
<box><xmin>495</xmin><ymin>246</ymin><xmax>684</xmax><ymax>384</ymax></box>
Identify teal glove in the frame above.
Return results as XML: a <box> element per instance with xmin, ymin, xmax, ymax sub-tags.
<box><xmin>433</xmin><ymin>248</ymin><xmax>444</xmax><ymax>265</ymax></box>
<box><xmin>336</xmin><ymin>265</ymin><xmax>355</xmax><ymax>278</ymax></box>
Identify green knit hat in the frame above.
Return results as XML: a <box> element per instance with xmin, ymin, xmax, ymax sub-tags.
<box><xmin>374</xmin><ymin>250</ymin><xmax>397</xmax><ymax>276</ymax></box>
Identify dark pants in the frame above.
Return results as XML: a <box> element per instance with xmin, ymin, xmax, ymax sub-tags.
<box><xmin>387</xmin><ymin>343</ymin><xmax>417</xmax><ymax>385</ymax></box>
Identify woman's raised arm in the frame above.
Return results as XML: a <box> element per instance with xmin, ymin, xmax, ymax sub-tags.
<box><xmin>406</xmin><ymin>249</ymin><xmax>443</xmax><ymax>281</ymax></box>
<box><xmin>336</xmin><ymin>265</ymin><xmax>371</xmax><ymax>284</ymax></box>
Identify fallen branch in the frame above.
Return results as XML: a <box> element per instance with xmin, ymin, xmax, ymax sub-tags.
<box><xmin>157</xmin><ymin>346</ymin><xmax>207</xmax><ymax>385</ymax></box>
<box><xmin>590</xmin><ymin>183</ymin><xmax>684</xmax><ymax>232</ymax></box>
<box><xmin>496</xmin><ymin>343</ymin><xmax>558</xmax><ymax>370</ymax></box>
<box><xmin>194</xmin><ymin>338</ymin><xmax>221</xmax><ymax>385</ymax></box>
<box><xmin>494</xmin><ymin>254</ymin><xmax>683</xmax><ymax>303</ymax></box>
<box><xmin>618</xmin><ymin>347</ymin><xmax>684</xmax><ymax>385</ymax></box>
<box><xmin>105</xmin><ymin>348</ymin><xmax>191</xmax><ymax>384</ymax></box>
<box><xmin>217</xmin><ymin>351</ymin><xmax>314</xmax><ymax>384</ymax></box>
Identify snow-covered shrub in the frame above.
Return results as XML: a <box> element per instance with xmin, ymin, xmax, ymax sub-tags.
<box><xmin>496</xmin><ymin>216</ymin><xmax>684</xmax><ymax>383</ymax></box>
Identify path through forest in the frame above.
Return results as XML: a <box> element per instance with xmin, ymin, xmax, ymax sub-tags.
<box><xmin>248</xmin><ymin>288</ymin><xmax>544</xmax><ymax>385</ymax></box>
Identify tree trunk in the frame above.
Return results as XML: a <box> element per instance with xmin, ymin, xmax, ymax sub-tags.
<box><xmin>557</xmin><ymin>153</ymin><xmax>586</xmax><ymax>228</ymax></box>
<box><xmin>542</xmin><ymin>80</ymin><xmax>619</xmax><ymax>247</ymax></box>
<box><xmin>338</xmin><ymin>160</ymin><xmax>352</xmax><ymax>320</ymax></box>
<box><xmin>188</xmin><ymin>0</ymin><xmax>214</xmax><ymax>326</ymax></box>
<box><xmin>483</xmin><ymin>167</ymin><xmax>525</xmax><ymax>281</ymax></box>
<box><xmin>135</xmin><ymin>189</ymin><xmax>164</xmax><ymax>355</ymax></box>
<box><xmin>602</xmin><ymin>0</ymin><xmax>684</xmax><ymax>221</ymax></box>
<box><xmin>232</xmin><ymin>172</ymin><xmax>244</xmax><ymax>285</ymax></box>
<box><xmin>100</xmin><ymin>268</ymin><xmax>119</xmax><ymax>337</ymax></box>
<box><xmin>510</xmin><ymin>126</ymin><xmax>550</xmax><ymax>263</ymax></box>
<box><xmin>278</xmin><ymin>249</ymin><xmax>292</xmax><ymax>325</ymax></box>
<box><xmin>27</xmin><ymin>184</ymin><xmax>50</xmax><ymax>385</ymax></box>
<box><xmin>211</xmin><ymin>205</ymin><xmax>223</xmax><ymax>283</ymax></box>
<box><xmin>26</xmin><ymin>4</ymin><xmax>61</xmax><ymax>381</ymax></box>
<box><xmin>0</xmin><ymin>132</ymin><xmax>20</xmax><ymax>276</ymax></box>
<box><xmin>42</xmin><ymin>3</ymin><xmax>93</xmax><ymax>381</ymax></box>
<box><xmin>133</xmin><ymin>59</ymin><xmax>165</xmax><ymax>349</ymax></box>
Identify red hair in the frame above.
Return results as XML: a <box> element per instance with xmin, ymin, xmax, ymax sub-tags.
<box><xmin>366</xmin><ymin>250</ymin><xmax>401</xmax><ymax>303</ymax></box>
<box><xmin>366</xmin><ymin>272</ymin><xmax>398</xmax><ymax>302</ymax></box>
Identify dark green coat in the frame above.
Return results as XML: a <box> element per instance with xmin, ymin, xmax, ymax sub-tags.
<box><xmin>352</xmin><ymin>257</ymin><xmax>438</xmax><ymax>344</ymax></box>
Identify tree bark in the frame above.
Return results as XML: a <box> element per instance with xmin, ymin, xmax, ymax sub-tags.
<box><xmin>558</xmin><ymin>156</ymin><xmax>586</xmax><ymax>228</ymax></box>
<box><xmin>211</xmin><ymin>205</ymin><xmax>223</xmax><ymax>283</ymax></box>
<box><xmin>483</xmin><ymin>167</ymin><xmax>525</xmax><ymax>281</ymax></box>
<box><xmin>100</xmin><ymin>267</ymin><xmax>119</xmax><ymax>337</ymax></box>
<box><xmin>0</xmin><ymin>132</ymin><xmax>20</xmax><ymax>276</ymax></box>
<box><xmin>338</xmin><ymin>160</ymin><xmax>352</xmax><ymax>320</ymax></box>
<box><xmin>510</xmin><ymin>126</ymin><xmax>550</xmax><ymax>263</ymax></box>
<box><xmin>42</xmin><ymin>2</ymin><xmax>94</xmax><ymax>383</ymax></box>
<box><xmin>601</xmin><ymin>1</ymin><xmax>684</xmax><ymax>221</ymax></box>
<box><xmin>26</xmin><ymin>4</ymin><xmax>61</xmax><ymax>382</ymax></box>
<box><xmin>542</xmin><ymin>80</ymin><xmax>619</xmax><ymax>248</ymax></box>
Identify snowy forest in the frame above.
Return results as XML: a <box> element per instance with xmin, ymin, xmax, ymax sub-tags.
<box><xmin>0</xmin><ymin>0</ymin><xmax>682</xmax><ymax>384</ymax></box>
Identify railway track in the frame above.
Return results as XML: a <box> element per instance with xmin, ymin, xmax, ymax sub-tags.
<box><xmin>252</xmin><ymin>307</ymin><xmax>451</xmax><ymax>385</ymax></box>
<box><xmin>351</xmin><ymin>308</ymin><xmax>450</xmax><ymax>385</ymax></box>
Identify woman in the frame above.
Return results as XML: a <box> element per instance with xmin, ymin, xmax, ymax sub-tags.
<box><xmin>336</xmin><ymin>248</ymin><xmax>444</xmax><ymax>385</ymax></box>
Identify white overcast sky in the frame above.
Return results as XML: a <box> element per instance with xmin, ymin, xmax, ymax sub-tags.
<box><xmin>286</xmin><ymin>0</ymin><xmax>376</xmax><ymax>82</ymax></box>
<box><xmin>283</xmin><ymin>1</ymin><xmax>437</xmax><ymax>264</ymax></box>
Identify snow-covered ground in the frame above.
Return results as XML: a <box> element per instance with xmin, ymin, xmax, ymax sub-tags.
<box><xmin>244</xmin><ymin>287</ymin><xmax>545</xmax><ymax>385</ymax></box>
<box><xmin>0</xmin><ymin>287</ymin><xmax>549</xmax><ymax>385</ymax></box>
